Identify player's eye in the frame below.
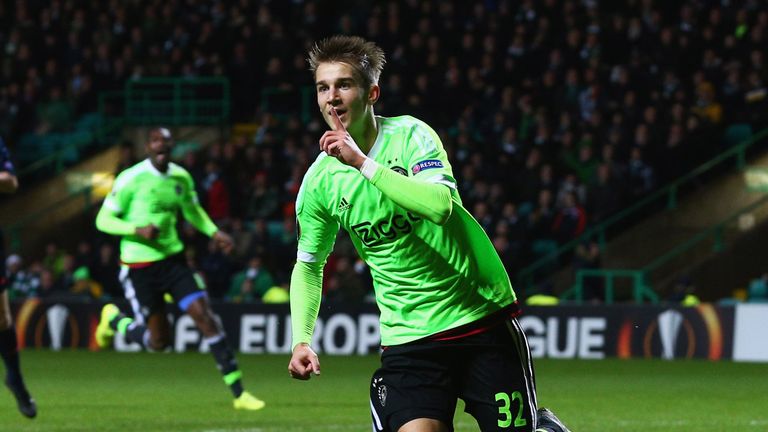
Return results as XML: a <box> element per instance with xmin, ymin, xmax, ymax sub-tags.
<box><xmin>317</xmin><ymin>86</ymin><xmax>328</xmax><ymax>93</ymax></box>
<box><xmin>340</xmin><ymin>82</ymin><xmax>351</xmax><ymax>89</ymax></box>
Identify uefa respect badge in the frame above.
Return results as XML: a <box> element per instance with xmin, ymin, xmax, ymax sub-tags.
<box><xmin>411</xmin><ymin>159</ymin><xmax>444</xmax><ymax>175</ymax></box>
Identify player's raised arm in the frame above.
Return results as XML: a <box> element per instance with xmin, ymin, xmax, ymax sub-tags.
<box><xmin>323</xmin><ymin>109</ymin><xmax>454</xmax><ymax>225</ymax></box>
<box><xmin>360</xmin><ymin>159</ymin><xmax>454</xmax><ymax>225</ymax></box>
<box><xmin>319</xmin><ymin>108</ymin><xmax>367</xmax><ymax>167</ymax></box>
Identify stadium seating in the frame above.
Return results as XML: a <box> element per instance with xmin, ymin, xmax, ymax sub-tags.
<box><xmin>3</xmin><ymin>0</ymin><xmax>767</xmax><ymax>303</ymax></box>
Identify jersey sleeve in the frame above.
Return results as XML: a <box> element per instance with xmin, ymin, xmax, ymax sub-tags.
<box><xmin>295</xmin><ymin>171</ymin><xmax>339</xmax><ymax>264</ymax></box>
<box><xmin>403</xmin><ymin>120</ymin><xmax>457</xmax><ymax>190</ymax></box>
<box><xmin>178</xmin><ymin>169</ymin><xmax>218</xmax><ymax>237</ymax></box>
<box><xmin>102</xmin><ymin>170</ymin><xmax>131</xmax><ymax>214</ymax></box>
<box><xmin>96</xmin><ymin>170</ymin><xmax>137</xmax><ymax>236</ymax></box>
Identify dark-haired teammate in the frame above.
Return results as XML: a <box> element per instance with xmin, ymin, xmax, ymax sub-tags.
<box><xmin>0</xmin><ymin>137</ymin><xmax>36</xmax><ymax>418</ymax></box>
<box><xmin>288</xmin><ymin>36</ymin><xmax>570</xmax><ymax>431</ymax></box>
<box><xmin>95</xmin><ymin>127</ymin><xmax>264</xmax><ymax>411</ymax></box>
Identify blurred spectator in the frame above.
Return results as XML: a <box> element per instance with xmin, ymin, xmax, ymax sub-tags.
<box><xmin>528</xmin><ymin>189</ymin><xmax>557</xmax><ymax>251</ymax></box>
<box><xmin>42</xmin><ymin>242</ymin><xmax>65</xmax><ymax>278</ymax></box>
<box><xmin>74</xmin><ymin>240</ymin><xmax>95</xmax><ymax>271</ymax></box>
<box><xmin>245</xmin><ymin>172</ymin><xmax>279</xmax><ymax>220</ymax></box>
<box><xmin>5</xmin><ymin>255</ymin><xmax>40</xmax><ymax>300</ymax></box>
<box><xmin>573</xmin><ymin>238</ymin><xmax>602</xmax><ymax>302</ymax></box>
<box><xmin>228</xmin><ymin>218</ymin><xmax>254</xmax><ymax>264</ymax></box>
<box><xmin>668</xmin><ymin>275</ymin><xmax>701</xmax><ymax>306</ymax></box>
<box><xmin>324</xmin><ymin>256</ymin><xmax>367</xmax><ymax>307</ymax></box>
<box><xmin>56</xmin><ymin>254</ymin><xmax>77</xmax><ymax>294</ymax></box>
<box><xmin>90</xmin><ymin>243</ymin><xmax>121</xmax><ymax>299</ymax></box>
<box><xmin>201</xmin><ymin>160</ymin><xmax>230</xmax><ymax>223</ymax></box>
<box><xmin>226</xmin><ymin>256</ymin><xmax>274</xmax><ymax>303</ymax></box>
<box><xmin>586</xmin><ymin>163</ymin><xmax>623</xmax><ymax>224</ymax></box>
<box><xmin>35</xmin><ymin>87</ymin><xmax>72</xmax><ymax>134</ymax></box>
<box><xmin>38</xmin><ymin>268</ymin><xmax>62</xmax><ymax>298</ymax></box>
<box><xmin>628</xmin><ymin>147</ymin><xmax>655</xmax><ymax>198</ymax></box>
<box><xmin>270</xmin><ymin>215</ymin><xmax>298</xmax><ymax>283</ymax></box>
<box><xmin>69</xmin><ymin>266</ymin><xmax>103</xmax><ymax>300</ymax></box>
<box><xmin>199</xmin><ymin>239</ymin><xmax>234</xmax><ymax>299</ymax></box>
<box><xmin>552</xmin><ymin>191</ymin><xmax>587</xmax><ymax>244</ymax></box>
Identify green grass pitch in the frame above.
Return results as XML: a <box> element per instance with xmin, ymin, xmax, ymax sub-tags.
<box><xmin>1</xmin><ymin>351</ymin><xmax>766</xmax><ymax>431</ymax></box>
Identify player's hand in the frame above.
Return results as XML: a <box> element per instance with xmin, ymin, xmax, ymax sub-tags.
<box><xmin>135</xmin><ymin>224</ymin><xmax>159</xmax><ymax>240</ymax></box>
<box><xmin>213</xmin><ymin>230</ymin><xmax>234</xmax><ymax>254</ymax></box>
<box><xmin>288</xmin><ymin>343</ymin><xmax>321</xmax><ymax>380</ymax></box>
<box><xmin>319</xmin><ymin>108</ymin><xmax>367</xmax><ymax>169</ymax></box>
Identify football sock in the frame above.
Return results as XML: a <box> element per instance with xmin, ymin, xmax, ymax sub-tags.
<box><xmin>113</xmin><ymin>316</ymin><xmax>148</xmax><ymax>347</ymax></box>
<box><xmin>0</xmin><ymin>327</ymin><xmax>29</xmax><ymax>396</ymax></box>
<box><xmin>207</xmin><ymin>335</ymin><xmax>244</xmax><ymax>397</ymax></box>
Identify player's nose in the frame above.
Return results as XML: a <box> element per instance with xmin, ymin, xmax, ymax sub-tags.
<box><xmin>328</xmin><ymin>86</ymin><xmax>342</xmax><ymax>100</ymax></box>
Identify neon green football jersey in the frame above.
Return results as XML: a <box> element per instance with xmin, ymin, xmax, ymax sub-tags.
<box><xmin>102</xmin><ymin>159</ymin><xmax>216</xmax><ymax>263</ymax></box>
<box><xmin>296</xmin><ymin>115</ymin><xmax>516</xmax><ymax>346</ymax></box>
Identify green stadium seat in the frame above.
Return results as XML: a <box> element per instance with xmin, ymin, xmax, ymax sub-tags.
<box><xmin>748</xmin><ymin>278</ymin><xmax>768</xmax><ymax>302</ymax></box>
<box><xmin>723</xmin><ymin>123</ymin><xmax>753</xmax><ymax>147</ymax></box>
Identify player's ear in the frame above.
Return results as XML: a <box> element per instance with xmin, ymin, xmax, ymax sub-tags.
<box><xmin>368</xmin><ymin>84</ymin><xmax>380</xmax><ymax>105</ymax></box>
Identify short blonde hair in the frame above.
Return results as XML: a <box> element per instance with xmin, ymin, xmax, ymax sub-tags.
<box><xmin>308</xmin><ymin>35</ymin><xmax>386</xmax><ymax>87</ymax></box>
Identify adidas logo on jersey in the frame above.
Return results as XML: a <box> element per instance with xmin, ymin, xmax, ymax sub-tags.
<box><xmin>338</xmin><ymin>197</ymin><xmax>353</xmax><ymax>212</ymax></box>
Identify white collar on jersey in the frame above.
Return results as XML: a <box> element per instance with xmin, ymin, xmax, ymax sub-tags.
<box><xmin>366</xmin><ymin>116</ymin><xmax>385</xmax><ymax>160</ymax></box>
<box><xmin>143</xmin><ymin>158</ymin><xmax>171</xmax><ymax>177</ymax></box>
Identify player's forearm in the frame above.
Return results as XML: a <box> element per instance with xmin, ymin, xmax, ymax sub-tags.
<box><xmin>183</xmin><ymin>204</ymin><xmax>218</xmax><ymax>237</ymax></box>
<box><xmin>362</xmin><ymin>160</ymin><xmax>453</xmax><ymax>225</ymax></box>
<box><xmin>95</xmin><ymin>207</ymin><xmax>137</xmax><ymax>236</ymax></box>
<box><xmin>0</xmin><ymin>172</ymin><xmax>18</xmax><ymax>193</ymax></box>
<box><xmin>290</xmin><ymin>260</ymin><xmax>324</xmax><ymax>350</ymax></box>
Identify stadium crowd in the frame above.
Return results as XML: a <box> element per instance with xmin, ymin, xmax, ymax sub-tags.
<box><xmin>2</xmin><ymin>0</ymin><xmax>768</xmax><ymax>303</ymax></box>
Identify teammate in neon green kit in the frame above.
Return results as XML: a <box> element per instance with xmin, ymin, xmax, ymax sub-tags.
<box><xmin>94</xmin><ymin>127</ymin><xmax>264</xmax><ymax>411</ymax></box>
<box><xmin>288</xmin><ymin>36</ymin><xmax>570</xmax><ymax>432</ymax></box>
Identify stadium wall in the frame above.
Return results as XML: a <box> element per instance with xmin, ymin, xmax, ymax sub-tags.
<box><xmin>10</xmin><ymin>300</ymin><xmax>768</xmax><ymax>362</ymax></box>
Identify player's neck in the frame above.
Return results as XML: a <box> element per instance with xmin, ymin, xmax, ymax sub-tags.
<box><xmin>149</xmin><ymin>159</ymin><xmax>169</xmax><ymax>173</ymax></box>
<box><xmin>352</xmin><ymin>114</ymin><xmax>378</xmax><ymax>155</ymax></box>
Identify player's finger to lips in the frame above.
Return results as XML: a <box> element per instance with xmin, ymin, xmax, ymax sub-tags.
<box><xmin>331</xmin><ymin>108</ymin><xmax>345</xmax><ymax>131</ymax></box>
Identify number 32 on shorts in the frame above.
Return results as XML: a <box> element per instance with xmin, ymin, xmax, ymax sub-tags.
<box><xmin>495</xmin><ymin>391</ymin><xmax>527</xmax><ymax>428</ymax></box>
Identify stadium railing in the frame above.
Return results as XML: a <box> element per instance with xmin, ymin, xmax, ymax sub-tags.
<box><xmin>101</xmin><ymin>77</ymin><xmax>230</xmax><ymax>126</ymax></box>
<box><xmin>563</xmin><ymin>191</ymin><xmax>768</xmax><ymax>304</ymax></box>
<box><xmin>15</xmin><ymin>117</ymin><xmax>124</xmax><ymax>181</ymax></box>
<box><xmin>14</xmin><ymin>77</ymin><xmax>229</xmax><ymax>182</ymax></box>
<box><xmin>259</xmin><ymin>85</ymin><xmax>314</xmax><ymax>124</ymax></box>
<box><xmin>517</xmin><ymin>126</ymin><xmax>768</xmax><ymax>295</ymax></box>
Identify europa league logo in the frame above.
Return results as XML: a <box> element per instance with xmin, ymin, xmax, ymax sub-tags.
<box><xmin>617</xmin><ymin>305</ymin><xmax>724</xmax><ymax>360</ymax></box>
<box><xmin>657</xmin><ymin>310</ymin><xmax>689</xmax><ymax>360</ymax></box>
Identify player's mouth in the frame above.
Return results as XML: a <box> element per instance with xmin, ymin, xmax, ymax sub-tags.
<box><xmin>330</xmin><ymin>108</ymin><xmax>346</xmax><ymax>118</ymax></box>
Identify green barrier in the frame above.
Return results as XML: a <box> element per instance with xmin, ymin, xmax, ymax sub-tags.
<box><xmin>101</xmin><ymin>77</ymin><xmax>230</xmax><ymax>126</ymax></box>
<box><xmin>565</xmin><ymin>193</ymin><xmax>768</xmax><ymax>303</ymax></box>
<box><xmin>518</xmin><ymin>127</ymin><xmax>768</xmax><ymax>295</ymax></box>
